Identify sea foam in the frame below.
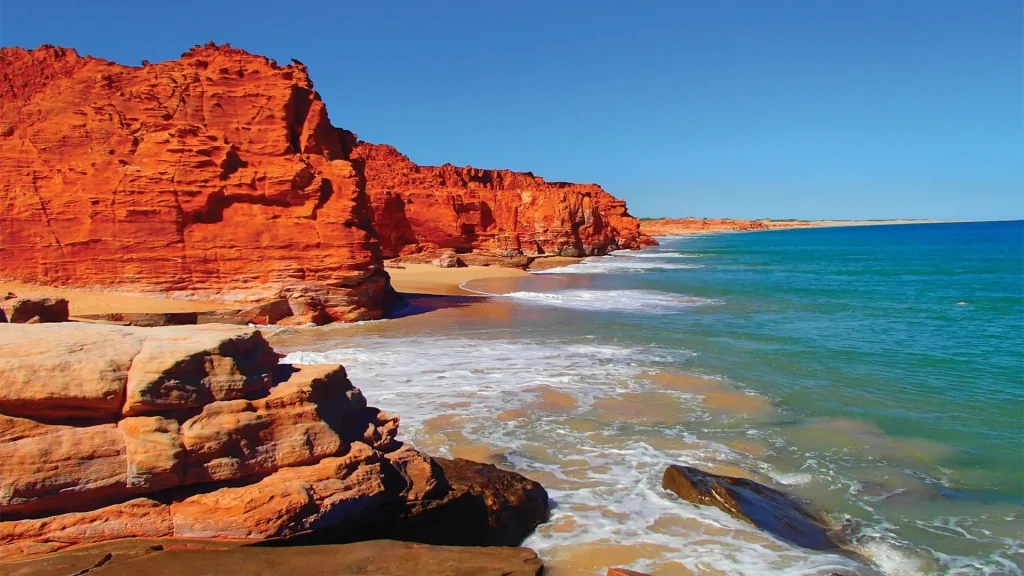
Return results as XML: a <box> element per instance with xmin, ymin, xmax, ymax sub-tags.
<box><xmin>280</xmin><ymin>335</ymin><xmax>864</xmax><ymax>576</ymax></box>
<box><xmin>503</xmin><ymin>289</ymin><xmax>720</xmax><ymax>313</ymax></box>
<box><xmin>532</xmin><ymin>255</ymin><xmax>704</xmax><ymax>274</ymax></box>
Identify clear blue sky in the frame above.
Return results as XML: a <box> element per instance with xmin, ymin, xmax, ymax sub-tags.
<box><xmin>2</xmin><ymin>1</ymin><xmax>1021</xmax><ymax>220</ymax></box>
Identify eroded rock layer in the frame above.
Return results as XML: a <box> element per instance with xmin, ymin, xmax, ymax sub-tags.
<box><xmin>0</xmin><ymin>43</ymin><xmax>389</xmax><ymax>322</ymax></box>
<box><xmin>355</xmin><ymin>142</ymin><xmax>655</xmax><ymax>259</ymax></box>
<box><xmin>0</xmin><ymin>324</ymin><xmax>549</xmax><ymax>560</ymax></box>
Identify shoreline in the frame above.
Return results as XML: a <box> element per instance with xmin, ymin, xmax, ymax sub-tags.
<box><xmin>385</xmin><ymin>263</ymin><xmax>531</xmax><ymax>297</ymax></box>
<box><xmin>639</xmin><ymin>218</ymin><xmax>1002</xmax><ymax>237</ymax></box>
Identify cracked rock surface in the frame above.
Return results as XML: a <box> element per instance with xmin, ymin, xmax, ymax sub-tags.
<box><xmin>0</xmin><ymin>324</ymin><xmax>548</xmax><ymax>560</ymax></box>
<box><xmin>0</xmin><ymin>43</ymin><xmax>389</xmax><ymax>322</ymax></box>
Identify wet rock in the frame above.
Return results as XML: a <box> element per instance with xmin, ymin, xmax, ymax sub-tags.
<box><xmin>0</xmin><ymin>538</ymin><xmax>544</xmax><ymax>576</ymax></box>
<box><xmin>0</xmin><ymin>297</ymin><xmax>69</xmax><ymax>323</ymax></box>
<box><xmin>433</xmin><ymin>457</ymin><xmax>550</xmax><ymax>546</ymax></box>
<box><xmin>296</xmin><ymin>456</ymin><xmax>550</xmax><ymax>548</ymax></box>
<box><xmin>662</xmin><ymin>464</ymin><xmax>841</xmax><ymax>551</ymax></box>
<box><xmin>432</xmin><ymin>252</ymin><xmax>468</xmax><ymax>268</ymax></box>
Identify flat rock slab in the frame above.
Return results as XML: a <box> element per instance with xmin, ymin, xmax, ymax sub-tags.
<box><xmin>1</xmin><ymin>539</ymin><xmax>543</xmax><ymax>576</ymax></box>
<box><xmin>662</xmin><ymin>464</ymin><xmax>841</xmax><ymax>551</ymax></box>
<box><xmin>75</xmin><ymin>312</ymin><xmax>201</xmax><ymax>327</ymax></box>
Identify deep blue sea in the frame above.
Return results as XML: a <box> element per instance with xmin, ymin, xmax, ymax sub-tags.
<box><xmin>279</xmin><ymin>221</ymin><xmax>1024</xmax><ymax>575</ymax></box>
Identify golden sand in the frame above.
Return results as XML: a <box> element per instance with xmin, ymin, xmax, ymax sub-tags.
<box><xmin>385</xmin><ymin>263</ymin><xmax>529</xmax><ymax>296</ymax></box>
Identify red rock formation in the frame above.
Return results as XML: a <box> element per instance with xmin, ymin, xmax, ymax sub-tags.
<box><xmin>0</xmin><ymin>43</ymin><xmax>389</xmax><ymax>322</ymax></box>
<box><xmin>355</xmin><ymin>142</ymin><xmax>655</xmax><ymax>259</ymax></box>
<box><xmin>0</xmin><ymin>323</ymin><xmax>550</xmax><ymax>560</ymax></box>
<box><xmin>640</xmin><ymin>217</ymin><xmax>815</xmax><ymax>236</ymax></box>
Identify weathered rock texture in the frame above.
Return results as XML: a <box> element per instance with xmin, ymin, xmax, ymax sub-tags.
<box><xmin>356</xmin><ymin>142</ymin><xmax>655</xmax><ymax>259</ymax></box>
<box><xmin>0</xmin><ymin>43</ymin><xmax>390</xmax><ymax>322</ymax></box>
<box><xmin>1</xmin><ymin>538</ymin><xmax>544</xmax><ymax>576</ymax></box>
<box><xmin>0</xmin><ymin>296</ymin><xmax>69</xmax><ymax>323</ymax></box>
<box><xmin>0</xmin><ymin>324</ymin><xmax>548</xmax><ymax>560</ymax></box>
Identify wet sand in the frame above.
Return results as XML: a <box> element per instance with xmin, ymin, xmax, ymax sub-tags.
<box><xmin>267</xmin><ymin>302</ymin><xmax>977</xmax><ymax>576</ymax></box>
<box><xmin>0</xmin><ymin>281</ymin><xmax>226</xmax><ymax>316</ymax></box>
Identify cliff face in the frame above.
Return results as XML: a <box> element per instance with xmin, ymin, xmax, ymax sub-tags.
<box><xmin>355</xmin><ymin>142</ymin><xmax>654</xmax><ymax>259</ymax></box>
<box><xmin>0</xmin><ymin>43</ymin><xmax>389</xmax><ymax>322</ymax></box>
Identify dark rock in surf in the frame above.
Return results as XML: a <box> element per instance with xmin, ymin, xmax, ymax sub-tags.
<box><xmin>662</xmin><ymin>464</ymin><xmax>841</xmax><ymax>551</ymax></box>
<box><xmin>433</xmin><ymin>457</ymin><xmax>551</xmax><ymax>546</ymax></box>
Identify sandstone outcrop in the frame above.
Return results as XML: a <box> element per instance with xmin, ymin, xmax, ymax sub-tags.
<box><xmin>0</xmin><ymin>324</ymin><xmax>548</xmax><ymax>559</ymax></box>
<box><xmin>1</xmin><ymin>539</ymin><xmax>544</xmax><ymax>576</ymax></box>
<box><xmin>0</xmin><ymin>296</ymin><xmax>69</xmax><ymax>323</ymax></box>
<box><xmin>0</xmin><ymin>43</ymin><xmax>391</xmax><ymax>322</ymax></box>
<box><xmin>432</xmin><ymin>252</ymin><xmax>467</xmax><ymax>268</ymax></box>
<box><xmin>662</xmin><ymin>464</ymin><xmax>840</xmax><ymax>551</ymax></box>
<box><xmin>356</xmin><ymin>142</ymin><xmax>655</xmax><ymax>259</ymax></box>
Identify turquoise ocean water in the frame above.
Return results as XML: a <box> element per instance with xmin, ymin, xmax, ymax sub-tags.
<box><xmin>280</xmin><ymin>220</ymin><xmax>1023</xmax><ymax>575</ymax></box>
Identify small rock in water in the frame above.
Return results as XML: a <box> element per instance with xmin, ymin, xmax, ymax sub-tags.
<box><xmin>662</xmin><ymin>464</ymin><xmax>841</xmax><ymax>551</ymax></box>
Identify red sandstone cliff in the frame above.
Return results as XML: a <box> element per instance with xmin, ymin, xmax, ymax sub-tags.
<box><xmin>0</xmin><ymin>43</ymin><xmax>389</xmax><ymax>322</ymax></box>
<box><xmin>355</xmin><ymin>142</ymin><xmax>655</xmax><ymax>259</ymax></box>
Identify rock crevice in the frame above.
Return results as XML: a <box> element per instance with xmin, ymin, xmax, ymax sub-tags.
<box><xmin>0</xmin><ymin>324</ymin><xmax>549</xmax><ymax>560</ymax></box>
<box><xmin>0</xmin><ymin>43</ymin><xmax>389</xmax><ymax>322</ymax></box>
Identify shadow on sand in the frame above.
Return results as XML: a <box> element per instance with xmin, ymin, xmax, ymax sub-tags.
<box><xmin>385</xmin><ymin>292</ymin><xmax>484</xmax><ymax>319</ymax></box>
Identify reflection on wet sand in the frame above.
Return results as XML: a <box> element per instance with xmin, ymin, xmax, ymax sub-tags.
<box><xmin>593</xmin><ymin>392</ymin><xmax>697</xmax><ymax>425</ymax></box>
<box><xmin>640</xmin><ymin>371</ymin><xmax>775</xmax><ymax>417</ymax></box>
<box><xmin>541</xmin><ymin>541</ymin><xmax>680</xmax><ymax>576</ymax></box>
